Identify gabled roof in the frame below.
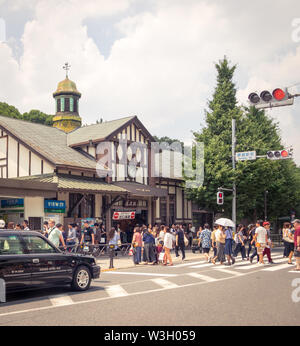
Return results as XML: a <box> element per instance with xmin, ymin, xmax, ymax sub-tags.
<box><xmin>67</xmin><ymin>116</ymin><xmax>135</xmax><ymax>146</ymax></box>
<box><xmin>0</xmin><ymin>115</ymin><xmax>96</xmax><ymax>170</ymax></box>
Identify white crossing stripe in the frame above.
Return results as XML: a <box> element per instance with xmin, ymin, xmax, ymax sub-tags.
<box><xmin>49</xmin><ymin>295</ymin><xmax>74</xmax><ymax>306</ymax></box>
<box><xmin>288</xmin><ymin>269</ymin><xmax>300</xmax><ymax>273</ymax></box>
<box><xmin>213</xmin><ymin>268</ymin><xmax>242</xmax><ymax>276</ymax></box>
<box><xmin>152</xmin><ymin>278</ymin><xmax>179</xmax><ymax>289</ymax></box>
<box><xmin>172</xmin><ymin>261</ymin><xmax>206</xmax><ymax>268</ymax></box>
<box><xmin>190</xmin><ymin>263</ymin><xmax>214</xmax><ymax>269</ymax></box>
<box><xmin>104</xmin><ymin>271</ymin><xmax>178</xmax><ymax>277</ymax></box>
<box><xmin>235</xmin><ymin>257</ymin><xmax>287</xmax><ymax>270</ymax></box>
<box><xmin>105</xmin><ymin>285</ymin><xmax>129</xmax><ymax>298</ymax></box>
<box><xmin>187</xmin><ymin>272</ymin><xmax>217</xmax><ymax>282</ymax></box>
<box><xmin>262</xmin><ymin>263</ymin><xmax>292</xmax><ymax>272</ymax></box>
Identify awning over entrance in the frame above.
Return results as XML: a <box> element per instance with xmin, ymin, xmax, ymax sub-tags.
<box><xmin>113</xmin><ymin>181</ymin><xmax>168</xmax><ymax>198</ymax></box>
<box><xmin>16</xmin><ymin>173</ymin><xmax>127</xmax><ymax>195</ymax></box>
<box><xmin>0</xmin><ymin>178</ymin><xmax>57</xmax><ymax>197</ymax></box>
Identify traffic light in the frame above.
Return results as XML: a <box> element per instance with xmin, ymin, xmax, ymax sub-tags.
<box><xmin>217</xmin><ymin>191</ymin><xmax>224</xmax><ymax>205</ymax></box>
<box><xmin>266</xmin><ymin>149</ymin><xmax>293</xmax><ymax>160</ymax></box>
<box><xmin>248</xmin><ymin>88</ymin><xmax>294</xmax><ymax>109</ymax></box>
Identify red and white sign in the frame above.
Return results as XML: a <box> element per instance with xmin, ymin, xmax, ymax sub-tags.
<box><xmin>113</xmin><ymin>211</ymin><xmax>135</xmax><ymax>220</ymax></box>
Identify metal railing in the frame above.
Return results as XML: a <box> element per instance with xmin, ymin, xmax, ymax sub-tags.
<box><xmin>59</xmin><ymin>243</ymin><xmax>132</xmax><ymax>258</ymax></box>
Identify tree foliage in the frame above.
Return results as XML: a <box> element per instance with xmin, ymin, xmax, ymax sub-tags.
<box><xmin>187</xmin><ymin>57</ymin><xmax>300</xmax><ymax>223</ymax></box>
<box><xmin>0</xmin><ymin>102</ymin><xmax>53</xmax><ymax>125</ymax></box>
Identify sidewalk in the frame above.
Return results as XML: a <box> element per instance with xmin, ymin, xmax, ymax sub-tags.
<box><xmin>96</xmin><ymin>250</ymin><xmax>206</xmax><ymax>271</ymax></box>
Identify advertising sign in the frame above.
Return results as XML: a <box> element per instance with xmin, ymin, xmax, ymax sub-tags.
<box><xmin>44</xmin><ymin>200</ymin><xmax>66</xmax><ymax>213</ymax></box>
<box><xmin>112</xmin><ymin>211</ymin><xmax>135</xmax><ymax>220</ymax></box>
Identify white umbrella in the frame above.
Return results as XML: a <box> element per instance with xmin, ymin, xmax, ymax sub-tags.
<box><xmin>215</xmin><ymin>218</ymin><xmax>235</xmax><ymax>228</ymax></box>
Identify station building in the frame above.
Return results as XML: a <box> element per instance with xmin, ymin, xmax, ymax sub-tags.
<box><xmin>0</xmin><ymin>73</ymin><xmax>205</xmax><ymax>232</ymax></box>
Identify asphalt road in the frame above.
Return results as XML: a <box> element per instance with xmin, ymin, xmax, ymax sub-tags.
<box><xmin>0</xmin><ymin>249</ymin><xmax>299</xmax><ymax>326</ymax></box>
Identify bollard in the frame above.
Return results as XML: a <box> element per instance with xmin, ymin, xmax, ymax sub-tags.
<box><xmin>109</xmin><ymin>245</ymin><xmax>115</xmax><ymax>269</ymax></box>
<box><xmin>0</xmin><ymin>278</ymin><xmax>6</xmax><ymax>303</ymax></box>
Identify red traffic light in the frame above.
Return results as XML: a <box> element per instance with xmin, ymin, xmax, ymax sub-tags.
<box><xmin>281</xmin><ymin>150</ymin><xmax>289</xmax><ymax>158</ymax></box>
<box><xmin>273</xmin><ymin>88</ymin><xmax>286</xmax><ymax>101</ymax></box>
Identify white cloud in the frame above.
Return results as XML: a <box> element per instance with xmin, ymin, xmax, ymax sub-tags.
<box><xmin>0</xmin><ymin>0</ymin><xmax>300</xmax><ymax>166</ymax></box>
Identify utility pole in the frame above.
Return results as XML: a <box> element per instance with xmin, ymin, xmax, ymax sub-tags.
<box><xmin>232</xmin><ymin>119</ymin><xmax>237</xmax><ymax>230</ymax></box>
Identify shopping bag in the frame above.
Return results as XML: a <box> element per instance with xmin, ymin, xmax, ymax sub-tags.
<box><xmin>159</xmin><ymin>251</ymin><xmax>165</xmax><ymax>261</ymax></box>
<box><xmin>128</xmin><ymin>247</ymin><xmax>134</xmax><ymax>256</ymax></box>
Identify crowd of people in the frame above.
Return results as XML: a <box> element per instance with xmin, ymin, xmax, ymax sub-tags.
<box><xmin>1</xmin><ymin>218</ymin><xmax>299</xmax><ymax>271</ymax></box>
<box><xmin>129</xmin><ymin>220</ymin><xmax>300</xmax><ymax>271</ymax></box>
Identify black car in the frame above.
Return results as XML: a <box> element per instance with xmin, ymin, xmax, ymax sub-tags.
<box><xmin>0</xmin><ymin>230</ymin><xmax>100</xmax><ymax>293</ymax></box>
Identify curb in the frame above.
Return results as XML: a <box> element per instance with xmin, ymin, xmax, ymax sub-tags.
<box><xmin>97</xmin><ymin>254</ymin><xmax>206</xmax><ymax>271</ymax></box>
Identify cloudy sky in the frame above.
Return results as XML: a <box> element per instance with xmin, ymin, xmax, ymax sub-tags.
<box><xmin>0</xmin><ymin>0</ymin><xmax>300</xmax><ymax>164</ymax></box>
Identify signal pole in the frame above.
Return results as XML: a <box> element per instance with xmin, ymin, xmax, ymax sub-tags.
<box><xmin>232</xmin><ymin>119</ymin><xmax>237</xmax><ymax>230</ymax></box>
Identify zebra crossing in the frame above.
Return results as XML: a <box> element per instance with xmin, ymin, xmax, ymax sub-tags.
<box><xmin>0</xmin><ymin>251</ymin><xmax>298</xmax><ymax>320</ymax></box>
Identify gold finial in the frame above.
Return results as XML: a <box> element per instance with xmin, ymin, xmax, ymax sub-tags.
<box><xmin>63</xmin><ymin>62</ymin><xmax>71</xmax><ymax>78</ymax></box>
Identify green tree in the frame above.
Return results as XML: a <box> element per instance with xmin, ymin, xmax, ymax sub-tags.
<box><xmin>0</xmin><ymin>102</ymin><xmax>22</xmax><ymax>119</ymax></box>
<box><xmin>0</xmin><ymin>102</ymin><xmax>53</xmax><ymax>125</ymax></box>
<box><xmin>187</xmin><ymin>57</ymin><xmax>300</xmax><ymax>223</ymax></box>
<box><xmin>22</xmin><ymin>109</ymin><xmax>53</xmax><ymax>125</ymax></box>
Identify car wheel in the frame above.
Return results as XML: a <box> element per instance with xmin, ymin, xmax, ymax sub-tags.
<box><xmin>71</xmin><ymin>265</ymin><xmax>91</xmax><ymax>291</ymax></box>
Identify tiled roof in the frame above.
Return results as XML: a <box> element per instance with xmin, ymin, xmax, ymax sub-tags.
<box><xmin>0</xmin><ymin>115</ymin><xmax>96</xmax><ymax>169</ymax></box>
<box><xmin>17</xmin><ymin>174</ymin><xmax>127</xmax><ymax>193</ymax></box>
<box><xmin>67</xmin><ymin>116</ymin><xmax>135</xmax><ymax>146</ymax></box>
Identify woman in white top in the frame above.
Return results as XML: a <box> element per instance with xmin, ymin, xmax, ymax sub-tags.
<box><xmin>163</xmin><ymin>226</ymin><xmax>173</xmax><ymax>266</ymax></box>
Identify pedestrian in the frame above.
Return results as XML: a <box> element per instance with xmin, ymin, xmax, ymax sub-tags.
<box><xmin>199</xmin><ymin>223</ymin><xmax>212</xmax><ymax>262</ymax></box>
<box><xmin>262</xmin><ymin>222</ymin><xmax>274</xmax><ymax>264</ymax></box>
<box><xmin>22</xmin><ymin>220</ymin><xmax>30</xmax><ymax>231</ymax></box>
<box><xmin>66</xmin><ymin>222</ymin><xmax>78</xmax><ymax>249</ymax></box>
<box><xmin>211</xmin><ymin>226</ymin><xmax>218</xmax><ymax>259</ymax></box>
<box><xmin>212</xmin><ymin>224</ymin><xmax>226</xmax><ymax>265</ymax></box>
<box><xmin>163</xmin><ymin>226</ymin><xmax>173</xmax><ymax>266</ymax></box>
<box><xmin>159</xmin><ymin>225</ymin><xmax>165</xmax><ymax>242</ymax></box>
<box><xmin>285</xmin><ymin>223</ymin><xmax>295</xmax><ymax>265</ymax></box>
<box><xmin>187</xmin><ymin>223</ymin><xmax>193</xmax><ymax>248</ymax></box>
<box><xmin>175</xmin><ymin>224</ymin><xmax>185</xmax><ymax>261</ymax></box>
<box><xmin>14</xmin><ymin>224</ymin><xmax>22</xmax><ymax>230</ymax></box>
<box><xmin>197</xmin><ymin>226</ymin><xmax>203</xmax><ymax>253</ymax></box>
<box><xmin>247</xmin><ymin>224</ymin><xmax>255</xmax><ymax>260</ymax></box>
<box><xmin>107</xmin><ymin>227</ymin><xmax>119</xmax><ymax>249</ymax></box>
<box><xmin>43</xmin><ymin>221</ymin><xmax>49</xmax><ymax>237</ymax></box>
<box><xmin>282</xmin><ymin>222</ymin><xmax>291</xmax><ymax>258</ymax></box>
<box><xmin>0</xmin><ymin>220</ymin><xmax>5</xmax><ymax>229</ymax></box>
<box><xmin>233</xmin><ymin>224</ymin><xmax>247</xmax><ymax>260</ymax></box>
<box><xmin>292</xmin><ymin>219</ymin><xmax>300</xmax><ymax>271</ymax></box>
<box><xmin>143</xmin><ymin>227</ymin><xmax>155</xmax><ymax>264</ymax></box>
<box><xmin>7</xmin><ymin>222</ymin><xmax>14</xmax><ymax>229</ymax></box>
<box><xmin>132</xmin><ymin>227</ymin><xmax>142</xmax><ymax>265</ymax></box>
<box><xmin>224</xmin><ymin>227</ymin><xmax>235</xmax><ymax>265</ymax></box>
<box><xmin>253</xmin><ymin>220</ymin><xmax>268</xmax><ymax>265</ymax></box>
<box><xmin>80</xmin><ymin>220</ymin><xmax>95</xmax><ymax>246</ymax></box>
<box><xmin>48</xmin><ymin>220</ymin><xmax>66</xmax><ymax>250</ymax></box>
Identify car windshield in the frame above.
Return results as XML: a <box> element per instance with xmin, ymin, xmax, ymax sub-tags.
<box><xmin>22</xmin><ymin>235</ymin><xmax>57</xmax><ymax>254</ymax></box>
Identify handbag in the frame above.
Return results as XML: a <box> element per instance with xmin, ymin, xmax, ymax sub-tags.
<box><xmin>159</xmin><ymin>251</ymin><xmax>165</xmax><ymax>261</ymax></box>
<box><xmin>184</xmin><ymin>235</ymin><xmax>189</xmax><ymax>247</ymax></box>
<box><xmin>255</xmin><ymin>242</ymin><xmax>261</xmax><ymax>248</ymax></box>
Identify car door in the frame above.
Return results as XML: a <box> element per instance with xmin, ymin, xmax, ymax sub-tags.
<box><xmin>0</xmin><ymin>233</ymin><xmax>32</xmax><ymax>291</ymax></box>
<box><xmin>21</xmin><ymin>234</ymin><xmax>73</xmax><ymax>287</ymax></box>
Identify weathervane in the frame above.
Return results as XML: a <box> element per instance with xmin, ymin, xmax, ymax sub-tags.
<box><xmin>63</xmin><ymin>62</ymin><xmax>71</xmax><ymax>78</ymax></box>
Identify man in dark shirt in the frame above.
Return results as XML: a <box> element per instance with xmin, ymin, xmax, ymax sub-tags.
<box><xmin>175</xmin><ymin>224</ymin><xmax>185</xmax><ymax>260</ymax></box>
<box><xmin>80</xmin><ymin>221</ymin><xmax>95</xmax><ymax>245</ymax></box>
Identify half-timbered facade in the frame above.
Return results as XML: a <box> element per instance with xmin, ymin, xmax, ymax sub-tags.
<box><xmin>0</xmin><ymin>73</ymin><xmax>195</xmax><ymax>232</ymax></box>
